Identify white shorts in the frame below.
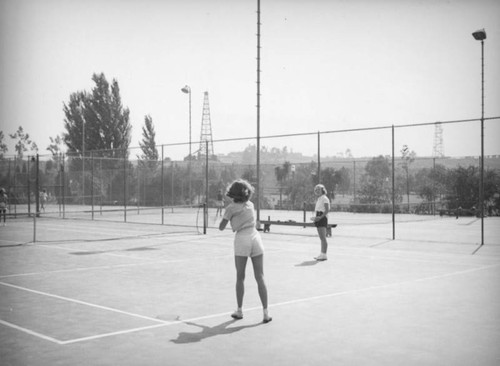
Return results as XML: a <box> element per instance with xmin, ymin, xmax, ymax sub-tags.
<box><xmin>234</xmin><ymin>228</ymin><xmax>264</xmax><ymax>257</ymax></box>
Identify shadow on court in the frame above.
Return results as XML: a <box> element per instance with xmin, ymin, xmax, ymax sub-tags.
<box><xmin>294</xmin><ymin>260</ymin><xmax>320</xmax><ymax>266</ymax></box>
<box><xmin>170</xmin><ymin>319</ymin><xmax>263</xmax><ymax>344</ymax></box>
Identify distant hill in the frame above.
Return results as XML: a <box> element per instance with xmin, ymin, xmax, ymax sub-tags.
<box><xmin>217</xmin><ymin>151</ymin><xmax>500</xmax><ymax>171</ymax></box>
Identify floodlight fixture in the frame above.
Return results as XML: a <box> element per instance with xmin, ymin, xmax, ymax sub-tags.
<box><xmin>472</xmin><ymin>29</ymin><xmax>486</xmax><ymax>41</ymax></box>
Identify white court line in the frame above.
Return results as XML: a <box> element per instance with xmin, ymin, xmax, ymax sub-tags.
<box><xmin>0</xmin><ymin>319</ymin><xmax>64</xmax><ymax>345</ymax></box>
<box><xmin>7</xmin><ymin>261</ymin><xmax>497</xmax><ymax>345</ymax></box>
<box><xmin>267</xmin><ymin>262</ymin><xmax>500</xmax><ymax>309</ymax></box>
<box><xmin>0</xmin><ymin>253</ymin><xmax>235</xmax><ymax>279</ymax></box>
<box><xmin>59</xmin><ymin>323</ymin><xmax>169</xmax><ymax>345</ymax></box>
<box><xmin>0</xmin><ymin>281</ymin><xmax>169</xmax><ymax>325</ymax></box>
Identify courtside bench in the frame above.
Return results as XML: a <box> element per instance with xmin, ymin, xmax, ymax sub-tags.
<box><xmin>261</xmin><ymin>218</ymin><xmax>337</xmax><ymax>237</ymax></box>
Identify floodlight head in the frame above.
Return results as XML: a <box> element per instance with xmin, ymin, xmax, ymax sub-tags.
<box><xmin>181</xmin><ymin>85</ymin><xmax>191</xmax><ymax>94</ymax></box>
<box><xmin>472</xmin><ymin>29</ymin><xmax>486</xmax><ymax>41</ymax></box>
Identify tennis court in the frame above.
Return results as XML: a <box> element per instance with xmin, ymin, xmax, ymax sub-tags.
<box><xmin>1</xmin><ymin>212</ymin><xmax>499</xmax><ymax>365</ymax></box>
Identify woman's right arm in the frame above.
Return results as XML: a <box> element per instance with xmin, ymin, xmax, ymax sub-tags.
<box><xmin>219</xmin><ymin>219</ymin><xmax>228</xmax><ymax>231</ymax></box>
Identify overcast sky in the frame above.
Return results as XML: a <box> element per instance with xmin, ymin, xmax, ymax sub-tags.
<box><xmin>1</xmin><ymin>0</ymin><xmax>499</xmax><ymax>160</ymax></box>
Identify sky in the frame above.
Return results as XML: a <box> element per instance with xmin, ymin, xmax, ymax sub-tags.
<box><xmin>1</xmin><ymin>0</ymin><xmax>499</xmax><ymax>161</ymax></box>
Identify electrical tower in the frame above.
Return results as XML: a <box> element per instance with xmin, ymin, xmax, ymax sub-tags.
<box><xmin>432</xmin><ymin>122</ymin><xmax>444</xmax><ymax>157</ymax></box>
<box><xmin>198</xmin><ymin>91</ymin><xmax>215</xmax><ymax>159</ymax></box>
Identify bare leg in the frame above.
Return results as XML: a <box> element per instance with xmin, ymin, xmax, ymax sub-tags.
<box><xmin>251</xmin><ymin>254</ymin><xmax>272</xmax><ymax>322</ymax></box>
<box><xmin>316</xmin><ymin>226</ymin><xmax>328</xmax><ymax>254</ymax></box>
<box><xmin>234</xmin><ymin>256</ymin><xmax>248</xmax><ymax>309</ymax></box>
<box><xmin>250</xmin><ymin>254</ymin><xmax>268</xmax><ymax>309</ymax></box>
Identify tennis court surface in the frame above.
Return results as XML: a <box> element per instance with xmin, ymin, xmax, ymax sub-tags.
<box><xmin>1</xmin><ymin>213</ymin><xmax>499</xmax><ymax>365</ymax></box>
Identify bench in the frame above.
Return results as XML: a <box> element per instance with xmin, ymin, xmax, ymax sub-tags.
<box><xmin>261</xmin><ymin>219</ymin><xmax>337</xmax><ymax>237</ymax></box>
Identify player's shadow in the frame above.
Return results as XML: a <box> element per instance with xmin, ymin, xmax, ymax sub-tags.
<box><xmin>171</xmin><ymin>319</ymin><xmax>262</xmax><ymax>344</ymax></box>
<box><xmin>295</xmin><ymin>260</ymin><xmax>319</xmax><ymax>267</ymax></box>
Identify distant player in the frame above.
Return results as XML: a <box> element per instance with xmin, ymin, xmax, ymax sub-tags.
<box><xmin>311</xmin><ymin>184</ymin><xmax>331</xmax><ymax>261</ymax></box>
<box><xmin>40</xmin><ymin>189</ymin><xmax>48</xmax><ymax>212</ymax></box>
<box><xmin>0</xmin><ymin>188</ymin><xmax>8</xmax><ymax>226</ymax></box>
<box><xmin>219</xmin><ymin>179</ymin><xmax>272</xmax><ymax>323</ymax></box>
<box><xmin>215</xmin><ymin>189</ymin><xmax>224</xmax><ymax>217</ymax></box>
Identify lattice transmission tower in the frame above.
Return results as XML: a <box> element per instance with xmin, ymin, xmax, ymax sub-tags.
<box><xmin>198</xmin><ymin>91</ymin><xmax>215</xmax><ymax>159</ymax></box>
<box><xmin>432</xmin><ymin>122</ymin><xmax>444</xmax><ymax>157</ymax></box>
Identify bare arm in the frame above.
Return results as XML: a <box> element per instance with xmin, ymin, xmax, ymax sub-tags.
<box><xmin>219</xmin><ymin>218</ymin><xmax>228</xmax><ymax>231</ymax></box>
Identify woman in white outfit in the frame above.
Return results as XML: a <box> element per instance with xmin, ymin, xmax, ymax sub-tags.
<box><xmin>312</xmin><ymin>184</ymin><xmax>331</xmax><ymax>261</ymax></box>
<box><xmin>219</xmin><ymin>179</ymin><xmax>272</xmax><ymax>323</ymax></box>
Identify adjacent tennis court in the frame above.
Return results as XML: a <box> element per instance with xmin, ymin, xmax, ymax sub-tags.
<box><xmin>0</xmin><ymin>213</ymin><xmax>499</xmax><ymax>365</ymax></box>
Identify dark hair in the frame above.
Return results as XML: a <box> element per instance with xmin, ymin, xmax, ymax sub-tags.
<box><xmin>226</xmin><ymin>179</ymin><xmax>254</xmax><ymax>203</ymax></box>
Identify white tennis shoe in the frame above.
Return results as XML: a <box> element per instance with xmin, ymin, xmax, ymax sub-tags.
<box><xmin>314</xmin><ymin>253</ymin><xmax>328</xmax><ymax>261</ymax></box>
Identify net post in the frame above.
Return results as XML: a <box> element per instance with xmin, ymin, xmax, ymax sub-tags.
<box><xmin>203</xmin><ymin>203</ymin><xmax>207</xmax><ymax>234</ymax></box>
<box><xmin>35</xmin><ymin>154</ymin><xmax>40</xmax><ymax>217</ymax></box>
<box><xmin>303</xmin><ymin>201</ymin><xmax>307</xmax><ymax>228</ymax></box>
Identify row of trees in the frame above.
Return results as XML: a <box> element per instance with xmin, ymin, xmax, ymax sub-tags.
<box><xmin>271</xmin><ymin>155</ymin><xmax>499</xmax><ymax>215</ymax></box>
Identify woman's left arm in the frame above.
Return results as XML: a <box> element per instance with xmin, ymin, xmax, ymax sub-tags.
<box><xmin>219</xmin><ymin>219</ymin><xmax>228</xmax><ymax>231</ymax></box>
<box><xmin>323</xmin><ymin>200</ymin><xmax>330</xmax><ymax>216</ymax></box>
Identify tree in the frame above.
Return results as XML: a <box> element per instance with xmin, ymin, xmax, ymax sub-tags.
<box><xmin>9</xmin><ymin>126</ymin><xmax>38</xmax><ymax>158</ymax></box>
<box><xmin>138</xmin><ymin>115</ymin><xmax>159</xmax><ymax>161</ymax></box>
<box><xmin>274</xmin><ymin>161</ymin><xmax>291</xmax><ymax>208</ymax></box>
<box><xmin>359</xmin><ymin>155</ymin><xmax>392</xmax><ymax>205</ymax></box>
<box><xmin>62</xmin><ymin>73</ymin><xmax>132</xmax><ymax>158</ymax></box>
<box><xmin>400</xmin><ymin>145</ymin><xmax>416</xmax><ymax>212</ymax></box>
<box><xmin>336</xmin><ymin>166</ymin><xmax>351</xmax><ymax>195</ymax></box>
<box><xmin>62</xmin><ymin>73</ymin><xmax>132</xmax><ymax>203</ymax></box>
<box><xmin>47</xmin><ymin>135</ymin><xmax>64</xmax><ymax>156</ymax></box>
<box><xmin>0</xmin><ymin>131</ymin><xmax>8</xmax><ymax>159</ymax></box>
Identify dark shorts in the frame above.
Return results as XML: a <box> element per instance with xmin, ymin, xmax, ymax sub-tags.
<box><xmin>314</xmin><ymin>211</ymin><xmax>328</xmax><ymax>228</ymax></box>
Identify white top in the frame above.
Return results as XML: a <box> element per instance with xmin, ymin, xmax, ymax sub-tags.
<box><xmin>315</xmin><ymin>195</ymin><xmax>330</xmax><ymax>214</ymax></box>
<box><xmin>223</xmin><ymin>201</ymin><xmax>256</xmax><ymax>232</ymax></box>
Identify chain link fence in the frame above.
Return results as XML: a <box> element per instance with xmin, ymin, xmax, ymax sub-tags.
<box><xmin>1</xmin><ymin>118</ymin><xmax>499</xmax><ymax>234</ymax></box>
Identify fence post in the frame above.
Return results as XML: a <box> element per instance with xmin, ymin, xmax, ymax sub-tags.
<box><xmin>123</xmin><ymin>150</ymin><xmax>127</xmax><ymax>223</ymax></box>
<box><xmin>317</xmin><ymin>131</ymin><xmax>321</xmax><ymax>183</ymax></box>
<box><xmin>392</xmin><ymin>125</ymin><xmax>395</xmax><ymax>240</ymax></box>
<box><xmin>204</xmin><ymin>140</ymin><xmax>209</xmax><ymax>234</ymax></box>
<box><xmin>62</xmin><ymin>154</ymin><xmax>66</xmax><ymax>219</ymax></box>
<box><xmin>91</xmin><ymin>152</ymin><xmax>94</xmax><ymax>220</ymax></box>
<box><xmin>27</xmin><ymin>156</ymin><xmax>31</xmax><ymax>216</ymax></box>
<box><xmin>353</xmin><ymin>160</ymin><xmax>356</xmax><ymax>203</ymax></box>
<box><xmin>161</xmin><ymin>145</ymin><xmax>165</xmax><ymax>225</ymax></box>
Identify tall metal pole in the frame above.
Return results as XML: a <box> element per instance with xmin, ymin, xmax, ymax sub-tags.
<box><xmin>472</xmin><ymin>29</ymin><xmax>486</xmax><ymax>249</ymax></box>
<box><xmin>181</xmin><ymin>85</ymin><xmax>192</xmax><ymax>204</ymax></box>
<box><xmin>480</xmin><ymin>38</ymin><xmax>484</xmax><ymax>246</ymax></box>
<box><xmin>188</xmin><ymin>90</ymin><xmax>192</xmax><ymax>203</ymax></box>
<box><xmin>256</xmin><ymin>0</ymin><xmax>261</xmax><ymax>226</ymax></box>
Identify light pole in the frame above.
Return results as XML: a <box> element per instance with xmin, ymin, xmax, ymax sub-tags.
<box><xmin>472</xmin><ymin>28</ymin><xmax>486</xmax><ymax>247</ymax></box>
<box><xmin>181</xmin><ymin>85</ymin><xmax>192</xmax><ymax>202</ymax></box>
<box><xmin>80</xmin><ymin>101</ymin><xmax>85</xmax><ymax>205</ymax></box>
